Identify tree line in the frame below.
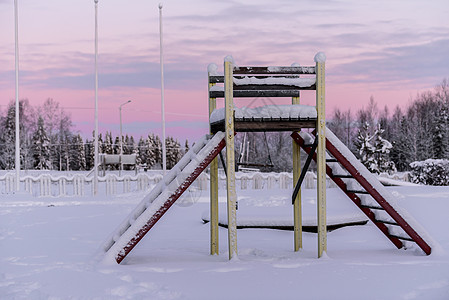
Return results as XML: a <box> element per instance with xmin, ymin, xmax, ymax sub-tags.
<box><xmin>2</xmin><ymin>79</ymin><xmax>447</xmax><ymax>173</ymax></box>
<box><xmin>232</xmin><ymin>79</ymin><xmax>449</xmax><ymax>174</ymax></box>
<box><xmin>0</xmin><ymin>98</ymin><xmax>187</xmax><ymax>171</ymax></box>
<box><xmin>328</xmin><ymin>79</ymin><xmax>449</xmax><ymax>172</ymax></box>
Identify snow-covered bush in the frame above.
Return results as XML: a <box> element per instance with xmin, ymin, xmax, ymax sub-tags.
<box><xmin>410</xmin><ymin>159</ymin><xmax>449</xmax><ymax>185</ymax></box>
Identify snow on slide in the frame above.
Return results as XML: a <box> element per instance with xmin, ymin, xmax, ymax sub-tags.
<box><xmin>101</xmin><ymin>132</ymin><xmax>225</xmax><ymax>264</ymax></box>
<box><xmin>324</xmin><ymin>127</ymin><xmax>437</xmax><ymax>253</ymax></box>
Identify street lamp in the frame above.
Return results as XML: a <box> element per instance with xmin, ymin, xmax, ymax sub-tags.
<box><xmin>119</xmin><ymin>100</ymin><xmax>131</xmax><ymax>176</ymax></box>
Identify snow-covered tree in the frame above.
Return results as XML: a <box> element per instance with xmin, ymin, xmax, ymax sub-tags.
<box><xmin>113</xmin><ymin>136</ymin><xmax>120</xmax><ymax>155</ymax></box>
<box><xmin>70</xmin><ymin>134</ymin><xmax>86</xmax><ymax>171</ymax></box>
<box><xmin>154</xmin><ymin>135</ymin><xmax>162</xmax><ymax>166</ymax></box>
<box><xmin>166</xmin><ymin>137</ymin><xmax>181</xmax><ymax>169</ymax></box>
<box><xmin>104</xmin><ymin>132</ymin><xmax>113</xmax><ymax>154</ymax></box>
<box><xmin>372</xmin><ymin>124</ymin><xmax>396</xmax><ymax>174</ymax></box>
<box><xmin>354</xmin><ymin>122</ymin><xmax>377</xmax><ymax>173</ymax></box>
<box><xmin>85</xmin><ymin>138</ymin><xmax>94</xmax><ymax>170</ymax></box>
<box><xmin>137</xmin><ymin>137</ymin><xmax>148</xmax><ymax>167</ymax></box>
<box><xmin>146</xmin><ymin>134</ymin><xmax>158</xmax><ymax>168</ymax></box>
<box><xmin>31</xmin><ymin>116</ymin><xmax>52</xmax><ymax>170</ymax></box>
<box><xmin>0</xmin><ymin>105</ymin><xmax>17</xmax><ymax>169</ymax></box>
<box><xmin>432</xmin><ymin>105</ymin><xmax>448</xmax><ymax>159</ymax></box>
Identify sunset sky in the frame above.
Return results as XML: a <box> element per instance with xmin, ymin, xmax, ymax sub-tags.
<box><xmin>0</xmin><ymin>0</ymin><xmax>448</xmax><ymax>142</ymax></box>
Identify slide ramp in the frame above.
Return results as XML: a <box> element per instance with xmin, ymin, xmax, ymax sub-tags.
<box><xmin>102</xmin><ymin>132</ymin><xmax>226</xmax><ymax>264</ymax></box>
<box><xmin>291</xmin><ymin>128</ymin><xmax>432</xmax><ymax>255</ymax></box>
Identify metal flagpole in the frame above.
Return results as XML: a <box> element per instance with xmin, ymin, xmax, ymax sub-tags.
<box><xmin>14</xmin><ymin>0</ymin><xmax>20</xmax><ymax>192</ymax></box>
<box><xmin>94</xmin><ymin>0</ymin><xmax>99</xmax><ymax>194</ymax></box>
<box><xmin>159</xmin><ymin>3</ymin><xmax>167</xmax><ymax>174</ymax></box>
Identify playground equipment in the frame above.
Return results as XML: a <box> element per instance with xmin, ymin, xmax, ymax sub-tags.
<box><xmin>237</xmin><ymin>132</ymin><xmax>274</xmax><ymax>170</ymax></box>
<box><xmin>99</xmin><ymin>154</ymin><xmax>137</xmax><ymax>176</ymax></box>
<box><xmin>102</xmin><ymin>53</ymin><xmax>431</xmax><ymax>264</ymax></box>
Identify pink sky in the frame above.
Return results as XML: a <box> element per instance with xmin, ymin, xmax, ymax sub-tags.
<box><xmin>1</xmin><ymin>0</ymin><xmax>448</xmax><ymax>142</ymax></box>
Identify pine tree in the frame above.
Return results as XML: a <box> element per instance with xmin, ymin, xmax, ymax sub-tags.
<box><xmin>85</xmin><ymin>138</ymin><xmax>94</xmax><ymax>170</ymax></box>
<box><xmin>146</xmin><ymin>134</ymin><xmax>157</xmax><ymax>168</ymax></box>
<box><xmin>113</xmin><ymin>136</ymin><xmax>120</xmax><ymax>155</ymax></box>
<box><xmin>354</xmin><ymin>122</ymin><xmax>377</xmax><ymax>173</ymax></box>
<box><xmin>98</xmin><ymin>133</ymin><xmax>104</xmax><ymax>154</ymax></box>
<box><xmin>31</xmin><ymin>116</ymin><xmax>52</xmax><ymax>170</ymax></box>
<box><xmin>372</xmin><ymin>124</ymin><xmax>396</xmax><ymax>174</ymax></box>
<box><xmin>104</xmin><ymin>132</ymin><xmax>113</xmax><ymax>154</ymax></box>
<box><xmin>432</xmin><ymin>104</ymin><xmax>448</xmax><ymax>159</ymax></box>
<box><xmin>137</xmin><ymin>137</ymin><xmax>148</xmax><ymax>168</ymax></box>
<box><xmin>70</xmin><ymin>134</ymin><xmax>86</xmax><ymax>171</ymax></box>
<box><xmin>166</xmin><ymin>137</ymin><xmax>181</xmax><ymax>169</ymax></box>
<box><xmin>0</xmin><ymin>105</ymin><xmax>17</xmax><ymax>169</ymax></box>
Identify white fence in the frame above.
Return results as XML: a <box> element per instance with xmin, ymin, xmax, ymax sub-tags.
<box><xmin>0</xmin><ymin>171</ymin><xmax>410</xmax><ymax>198</ymax></box>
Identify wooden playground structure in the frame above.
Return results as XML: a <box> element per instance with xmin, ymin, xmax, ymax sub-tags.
<box><xmin>102</xmin><ymin>53</ymin><xmax>432</xmax><ymax>264</ymax></box>
<box><xmin>207</xmin><ymin>53</ymin><xmax>327</xmax><ymax>259</ymax></box>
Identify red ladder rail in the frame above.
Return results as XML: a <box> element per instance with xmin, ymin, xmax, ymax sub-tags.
<box><xmin>291</xmin><ymin>131</ymin><xmax>431</xmax><ymax>255</ymax></box>
<box><xmin>114</xmin><ymin>137</ymin><xmax>227</xmax><ymax>264</ymax></box>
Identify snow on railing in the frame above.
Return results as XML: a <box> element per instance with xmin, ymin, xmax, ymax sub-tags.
<box><xmin>0</xmin><ymin>170</ymin><xmax>366</xmax><ymax>198</ymax></box>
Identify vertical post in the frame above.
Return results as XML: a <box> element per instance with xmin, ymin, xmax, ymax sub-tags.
<box><xmin>292</xmin><ymin>63</ymin><xmax>302</xmax><ymax>251</ymax></box>
<box><xmin>119</xmin><ymin>100</ymin><xmax>131</xmax><ymax>177</ymax></box>
<box><xmin>224</xmin><ymin>57</ymin><xmax>237</xmax><ymax>260</ymax></box>
<box><xmin>119</xmin><ymin>105</ymin><xmax>122</xmax><ymax>176</ymax></box>
<box><xmin>159</xmin><ymin>3</ymin><xmax>167</xmax><ymax>175</ymax></box>
<box><xmin>208</xmin><ymin>63</ymin><xmax>219</xmax><ymax>255</ymax></box>
<box><xmin>315</xmin><ymin>52</ymin><xmax>327</xmax><ymax>258</ymax></box>
<box><xmin>93</xmin><ymin>0</ymin><xmax>99</xmax><ymax>195</ymax></box>
<box><xmin>14</xmin><ymin>0</ymin><xmax>20</xmax><ymax>192</ymax></box>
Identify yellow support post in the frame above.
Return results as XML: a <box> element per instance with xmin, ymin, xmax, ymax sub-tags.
<box><xmin>224</xmin><ymin>57</ymin><xmax>238</xmax><ymax>260</ymax></box>
<box><xmin>208</xmin><ymin>64</ymin><xmax>219</xmax><ymax>255</ymax></box>
<box><xmin>292</xmin><ymin>91</ymin><xmax>302</xmax><ymax>252</ymax></box>
<box><xmin>315</xmin><ymin>52</ymin><xmax>327</xmax><ymax>258</ymax></box>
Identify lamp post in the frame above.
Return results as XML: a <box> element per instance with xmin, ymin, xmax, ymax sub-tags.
<box><xmin>119</xmin><ymin>100</ymin><xmax>131</xmax><ymax>176</ymax></box>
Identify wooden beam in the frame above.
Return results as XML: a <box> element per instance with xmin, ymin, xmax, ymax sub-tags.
<box><xmin>233</xmin><ymin>66</ymin><xmax>316</xmax><ymax>74</ymax></box>
<box><xmin>209</xmin><ymin>90</ymin><xmax>302</xmax><ymax>98</ymax></box>
<box><xmin>208</xmin><ymin>70</ymin><xmax>219</xmax><ymax>256</ymax></box>
<box><xmin>224</xmin><ymin>59</ymin><xmax>238</xmax><ymax>260</ymax></box>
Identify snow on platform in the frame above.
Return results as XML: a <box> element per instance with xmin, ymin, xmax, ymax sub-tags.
<box><xmin>209</xmin><ymin>104</ymin><xmax>317</xmax><ymax>124</ymax></box>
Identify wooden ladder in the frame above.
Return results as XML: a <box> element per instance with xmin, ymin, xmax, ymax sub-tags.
<box><xmin>291</xmin><ymin>129</ymin><xmax>432</xmax><ymax>255</ymax></box>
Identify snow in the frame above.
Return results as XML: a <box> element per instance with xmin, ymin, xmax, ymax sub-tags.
<box><xmin>1</xmin><ymin>183</ymin><xmax>449</xmax><ymax>299</ymax></box>
<box><xmin>314</xmin><ymin>52</ymin><xmax>326</xmax><ymax>63</ymax></box>
<box><xmin>207</xmin><ymin>63</ymin><xmax>218</xmax><ymax>75</ymax></box>
<box><xmin>224</xmin><ymin>55</ymin><xmax>234</xmax><ymax>64</ymax></box>
<box><xmin>209</xmin><ymin>104</ymin><xmax>317</xmax><ymax>124</ymax></box>
<box><xmin>233</xmin><ymin>76</ymin><xmax>315</xmax><ymax>88</ymax></box>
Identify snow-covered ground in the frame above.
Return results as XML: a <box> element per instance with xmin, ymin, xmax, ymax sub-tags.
<box><xmin>1</xmin><ymin>184</ymin><xmax>448</xmax><ymax>299</ymax></box>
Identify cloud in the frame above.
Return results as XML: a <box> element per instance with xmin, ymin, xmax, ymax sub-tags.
<box><xmin>331</xmin><ymin>38</ymin><xmax>449</xmax><ymax>88</ymax></box>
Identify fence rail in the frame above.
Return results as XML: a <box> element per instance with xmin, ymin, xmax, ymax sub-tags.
<box><xmin>0</xmin><ymin>171</ymin><xmax>410</xmax><ymax>198</ymax></box>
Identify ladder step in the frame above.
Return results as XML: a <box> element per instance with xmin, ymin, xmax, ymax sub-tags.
<box><xmin>375</xmin><ymin>219</ymin><xmax>399</xmax><ymax>226</ymax></box>
<box><xmin>360</xmin><ymin>204</ymin><xmax>384</xmax><ymax>210</ymax></box>
<box><xmin>333</xmin><ymin>174</ymin><xmax>353</xmax><ymax>179</ymax></box>
<box><xmin>303</xmin><ymin>144</ymin><xmax>315</xmax><ymax>148</ymax></box>
<box><xmin>390</xmin><ymin>234</ymin><xmax>414</xmax><ymax>242</ymax></box>
<box><xmin>347</xmin><ymin>189</ymin><xmax>369</xmax><ymax>194</ymax></box>
<box><xmin>326</xmin><ymin>158</ymin><xmax>338</xmax><ymax>163</ymax></box>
